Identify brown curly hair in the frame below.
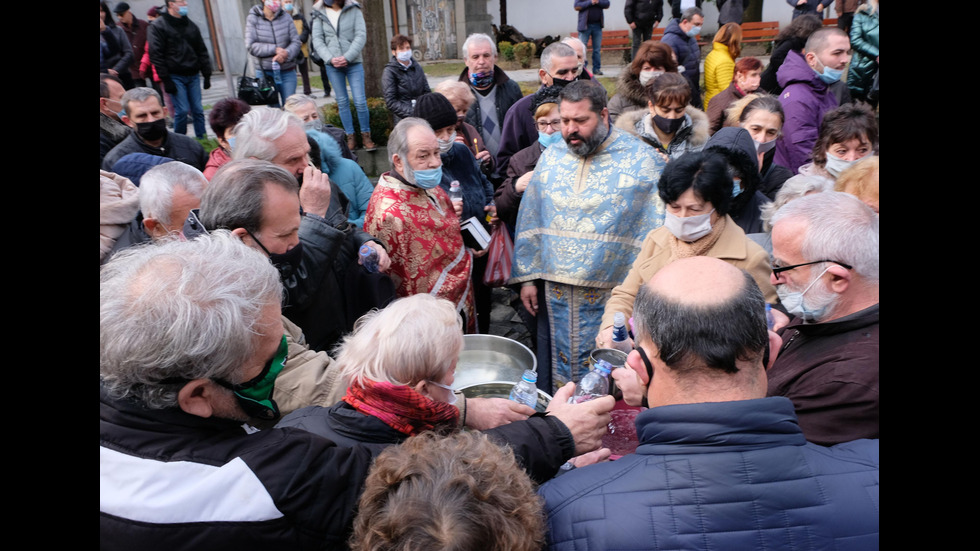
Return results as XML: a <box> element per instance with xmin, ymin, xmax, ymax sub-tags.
<box><xmin>350</xmin><ymin>431</ymin><xmax>546</xmax><ymax>551</ymax></box>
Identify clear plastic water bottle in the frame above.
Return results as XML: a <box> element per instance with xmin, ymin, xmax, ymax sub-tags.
<box><xmin>448</xmin><ymin>180</ymin><xmax>463</xmax><ymax>205</ymax></box>
<box><xmin>271</xmin><ymin>60</ymin><xmax>282</xmax><ymax>86</ymax></box>
<box><xmin>359</xmin><ymin>244</ymin><xmax>379</xmax><ymax>273</ymax></box>
<box><xmin>610</xmin><ymin>312</ymin><xmax>632</xmax><ymax>353</ymax></box>
<box><xmin>568</xmin><ymin>359</ymin><xmax>612</xmax><ymax>403</ymax></box>
<box><xmin>509</xmin><ymin>370</ymin><xmax>538</xmax><ymax>408</ymax></box>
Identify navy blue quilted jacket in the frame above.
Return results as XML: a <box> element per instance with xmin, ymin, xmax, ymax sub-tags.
<box><xmin>539</xmin><ymin>397</ymin><xmax>879</xmax><ymax>550</ymax></box>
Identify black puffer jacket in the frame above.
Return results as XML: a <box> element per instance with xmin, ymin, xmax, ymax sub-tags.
<box><xmin>704</xmin><ymin>127</ymin><xmax>772</xmax><ymax>234</ymax></box>
<box><xmin>381</xmin><ymin>56</ymin><xmax>431</xmax><ymax>123</ymax></box>
<box><xmin>101</xmin><ymin>131</ymin><xmax>206</xmax><ymax>172</ymax></box>
<box><xmin>624</xmin><ymin>0</ymin><xmax>664</xmax><ymax>25</ymax></box>
<box><xmin>147</xmin><ymin>12</ymin><xmax>212</xmax><ymax>81</ymax></box>
<box><xmin>278</xmin><ymin>402</ymin><xmax>576</xmax><ymax>484</ymax></box>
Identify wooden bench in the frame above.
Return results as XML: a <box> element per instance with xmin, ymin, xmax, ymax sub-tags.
<box><xmin>571</xmin><ymin>29</ymin><xmax>632</xmax><ymax>53</ymax></box>
<box><xmin>740</xmin><ymin>21</ymin><xmax>780</xmax><ymax>45</ymax></box>
<box><xmin>823</xmin><ymin>18</ymin><xmax>838</xmax><ymax>27</ymax></box>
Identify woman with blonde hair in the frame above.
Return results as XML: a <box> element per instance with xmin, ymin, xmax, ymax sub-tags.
<box><xmin>835</xmin><ymin>156</ymin><xmax>878</xmax><ymax>214</ymax></box>
<box><xmin>278</xmin><ymin>294</ymin><xmax>464</xmax><ymax>445</ymax></box>
<box><xmin>703</xmin><ymin>23</ymin><xmax>743</xmax><ymax>110</ymax></box>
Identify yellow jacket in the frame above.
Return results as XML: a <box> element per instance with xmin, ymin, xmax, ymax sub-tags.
<box><xmin>703</xmin><ymin>42</ymin><xmax>735</xmax><ymax>111</ymax></box>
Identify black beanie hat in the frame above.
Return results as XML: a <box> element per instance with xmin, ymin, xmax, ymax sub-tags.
<box><xmin>413</xmin><ymin>93</ymin><xmax>458</xmax><ymax>131</ymax></box>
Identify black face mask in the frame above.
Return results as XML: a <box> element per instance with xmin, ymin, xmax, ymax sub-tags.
<box><xmin>549</xmin><ymin>76</ymin><xmax>573</xmax><ymax>89</ymax></box>
<box><xmin>652</xmin><ymin>114</ymin><xmax>685</xmax><ymax>135</ymax></box>
<box><xmin>636</xmin><ymin>347</ymin><xmax>655</xmax><ymax>408</ymax></box>
<box><xmin>246</xmin><ymin>229</ymin><xmax>304</xmax><ymax>281</ymax></box>
<box><xmin>135</xmin><ymin>118</ymin><xmax>168</xmax><ymax>142</ymax></box>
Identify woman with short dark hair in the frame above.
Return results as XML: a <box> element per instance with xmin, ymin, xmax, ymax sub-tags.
<box><xmin>596</xmin><ymin>151</ymin><xmax>776</xmax><ymax>348</ymax></box>
<box><xmin>800</xmin><ymin>102</ymin><xmax>878</xmax><ymax>181</ymax></box>
<box><xmin>381</xmin><ymin>34</ymin><xmax>431</xmax><ymax>124</ymax></box>
<box><xmin>204</xmin><ymin>98</ymin><xmax>251</xmax><ymax>180</ymax></box>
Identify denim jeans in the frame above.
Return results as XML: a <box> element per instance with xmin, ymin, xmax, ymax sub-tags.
<box><xmin>631</xmin><ymin>25</ymin><xmax>653</xmax><ymax>60</ymax></box>
<box><xmin>170</xmin><ymin>74</ymin><xmax>206</xmax><ymax>138</ymax></box>
<box><xmin>324</xmin><ymin>62</ymin><xmax>370</xmax><ymax>135</ymax></box>
<box><xmin>580</xmin><ymin>23</ymin><xmax>603</xmax><ymax>73</ymax></box>
<box><xmin>262</xmin><ymin>68</ymin><xmax>297</xmax><ymax>108</ymax></box>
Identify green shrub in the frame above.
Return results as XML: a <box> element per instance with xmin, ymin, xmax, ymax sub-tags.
<box><xmin>513</xmin><ymin>41</ymin><xmax>536</xmax><ymax>69</ymax></box>
<box><xmin>499</xmin><ymin>41</ymin><xmax>515</xmax><ymax>61</ymax></box>
<box><xmin>196</xmin><ymin>136</ymin><xmax>220</xmax><ymax>154</ymax></box>
<box><xmin>323</xmin><ymin>97</ymin><xmax>392</xmax><ymax>147</ymax></box>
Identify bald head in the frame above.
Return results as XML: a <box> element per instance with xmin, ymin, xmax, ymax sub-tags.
<box><xmin>648</xmin><ymin>256</ymin><xmax>746</xmax><ymax>308</ymax></box>
<box><xmin>633</xmin><ymin>257</ymin><xmax>768</xmax><ymax>378</ymax></box>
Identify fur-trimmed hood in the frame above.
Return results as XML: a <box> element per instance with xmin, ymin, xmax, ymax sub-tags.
<box><xmin>614</xmin><ymin>105</ymin><xmax>709</xmax><ymax>159</ymax></box>
<box><xmin>612</xmin><ymin>70</ymin><xmax>649</xmax><ymax>112</ymax></box>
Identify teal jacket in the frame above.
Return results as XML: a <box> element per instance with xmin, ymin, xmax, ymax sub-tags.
<box><xmin>847</xmin><ymin>4</ymin><xmax>879</xmax><ymax>97</ymax></box>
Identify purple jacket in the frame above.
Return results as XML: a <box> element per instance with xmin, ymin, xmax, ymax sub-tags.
<box><xmin>774</xmin><ymin>50</ymin><xmax>839</xmax><ymax>173</ymax></box>
<box><xmin>576</xmin><ymin>0</ymin><xmax>610</xmax><ymax>31</ymax></box>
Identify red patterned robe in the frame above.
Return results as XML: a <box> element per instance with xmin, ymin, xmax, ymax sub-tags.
<box><xmin>365</xmin><ymin>172</ymin><xmax>476</xmax><ymax>332</ymax></box>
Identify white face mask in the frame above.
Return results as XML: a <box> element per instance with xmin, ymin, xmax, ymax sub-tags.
<box><xmin>437</xmin><ymin>131</ymin><xmax>457</xmax><ymax>154</ymax></box>
<box><xmin>638</xmin><ymin>69</ymin><xmax>664</xmax><ymax>87</ymax></box>
<box><xmin>824</xmin><ymin>151</ymin><xmax>872</xmax><ymax>178</ymax></box>
<box><xmin>664</xmin><ymin>209</ymin><xmax>714</xmax><ymax>242</ymax></box>
<box><xmin>425</xmin><ymin>379</ymin><xmax>458</xmax><ymax>405</ymax></box>
<box><xmin>776</xmin><ymin>266</ymin><xmax>838</xmax><ymax>322</ymax></box>
<box><xmin>754</xmin><ymin>137</ymin><xmax>777</xmax><ymax>155</ymax></box>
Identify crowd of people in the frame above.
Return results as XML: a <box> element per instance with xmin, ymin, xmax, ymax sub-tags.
<box><xmin>102</xmin><ymin>2</ymin><xmax>878</xmax><ymax>549</ymax></box>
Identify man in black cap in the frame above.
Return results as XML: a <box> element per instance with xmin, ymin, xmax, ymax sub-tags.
<box><xmin>114</xmin><ymin>2</ymin><xmax>149</xmax><ymax>88</ymax></box>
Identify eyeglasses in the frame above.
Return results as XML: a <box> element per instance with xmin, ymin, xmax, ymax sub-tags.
<box><xmin>771</xmin><ymin>259</ymin><xmax>853</xmax><ymax>277</ymax></box>
<box><xmin>536</xmin><ymin>119</ymin><xmax>561</xmax><ymax>131</ymax></box>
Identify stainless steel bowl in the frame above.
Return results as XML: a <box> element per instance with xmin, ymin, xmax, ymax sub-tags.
<box><xmin>457</xmin><ymin>381</ymin><xmax>553</xmax><ymax>413</ymax></box>
<box><xmin>453</xmin><ymin>334</ymin><xmax>537</xmax><ymax>391</ymax></box>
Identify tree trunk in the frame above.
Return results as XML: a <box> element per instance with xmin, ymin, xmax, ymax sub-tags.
<box><xmin>500</xmin><ymin>0</ymin><xmax>507</xmax><ymax>26</ymax></box>
<box><xmin>744</xmin><ymin>0</ymin><xmax>763</xmax><ymax>23</ymax></box>
<box><xmin>361</xmin><ymin>0</ymin><xmax>388</xmax><ymax>98</ymax></box>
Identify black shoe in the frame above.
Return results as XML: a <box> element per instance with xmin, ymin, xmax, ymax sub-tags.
<box><xmin>594</xmin><ymin>70</ymin><xmax>604</xmax><ymax>75</ymax></box>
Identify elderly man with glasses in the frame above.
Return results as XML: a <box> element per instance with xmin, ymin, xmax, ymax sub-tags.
<box><xmin>766</xmin><ymin>191</ymin><xmax>879</xmax><ymax>446</ymax></box>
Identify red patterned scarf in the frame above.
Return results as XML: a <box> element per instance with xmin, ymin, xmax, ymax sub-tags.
<box><xmin>343</xmin><ymin>379</ymin><xmax>459</xmax><ymax>436</ymax></box>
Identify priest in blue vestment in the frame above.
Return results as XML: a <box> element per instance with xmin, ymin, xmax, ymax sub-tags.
<box><xmin>510</xmin><ymin>80</ymin><xmax>667</xmax><ymax>393</ymax></box>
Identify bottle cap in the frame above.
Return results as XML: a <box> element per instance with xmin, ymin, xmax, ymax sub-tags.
<box><xmin>595</xmin><ymin>359</ymin><xmax>612</xmax><ymax>374</ymax></box>
<box><xmin>521</xmin><ymin>369</ymin><xmax>537</xmax><ymax>382</ymax></box>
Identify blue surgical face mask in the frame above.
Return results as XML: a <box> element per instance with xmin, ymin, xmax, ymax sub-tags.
<box><xmin>178</xmin><ymin>5</ymin><xmax>189</xmax><ymax>16</ymax></box>
<box><xmin>732</xmin><ymin>178</ymin><xmax>743</xmax><ymax>197</ymax></box>
<box><xmin>818</xmin><ymin>66</ymin><xmax>844</xmax><ymax>83</ymax></box>
<box><xmin>228</xmin><ymin>136</ymin><xmax>236</xmax><ymax>151</ymax></box>
<box><xmin>412</xmin><ymin>166</ymin><xmax>443</xmax><ymax>189</ymax></box>
<box><xmin>538</xmin><ymin>130</ymin><xmax>563</xmax><ymax>148</ymax></box>
<box><xmin>686</xmin><ymin>25</ymin><xmax>701</xmax><ymax>37</ymax></box>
